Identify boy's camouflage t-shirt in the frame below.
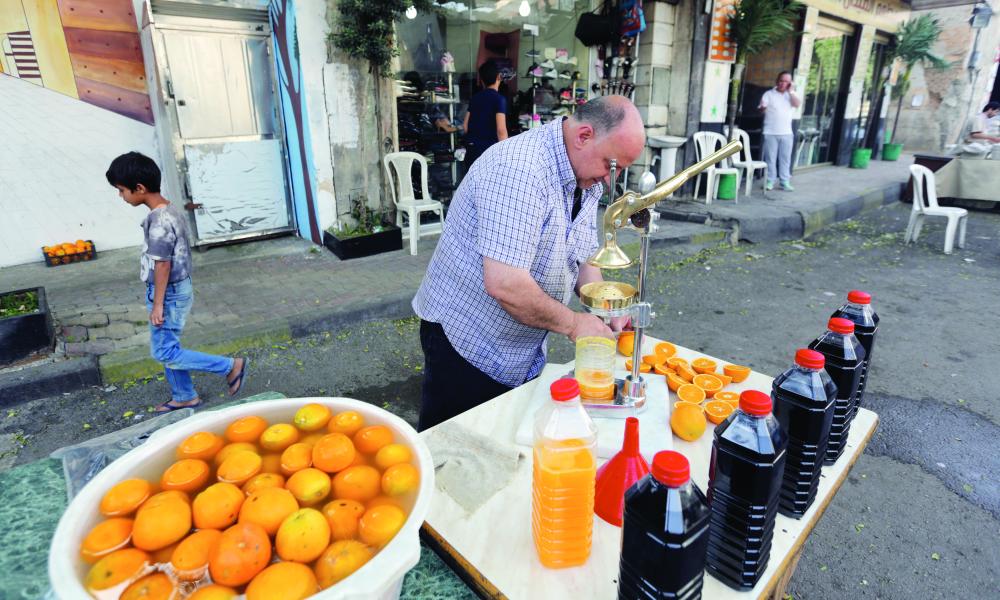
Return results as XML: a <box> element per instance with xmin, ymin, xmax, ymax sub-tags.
<box><xmin>140</xmin><ymin>203</ymin><xmax>192</xmax><ymax>283</ymax></box>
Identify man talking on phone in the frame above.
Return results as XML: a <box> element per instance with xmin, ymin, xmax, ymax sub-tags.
<box><xmin>759</xmin><ymin>71</ymin><xmax>801</xmax><ymax>191</ymax></box>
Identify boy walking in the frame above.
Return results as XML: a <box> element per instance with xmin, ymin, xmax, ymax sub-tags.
<box><xmin>106</xmin><ymin>152</ymin><xmax>247</xmax><ymax>412</ymax></box>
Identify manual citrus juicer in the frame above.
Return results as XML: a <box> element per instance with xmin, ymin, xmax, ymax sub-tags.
<box><xmin>577</xmin><ymin>139</ymin><xmax>743</xmax><ymax>416</ymax></box>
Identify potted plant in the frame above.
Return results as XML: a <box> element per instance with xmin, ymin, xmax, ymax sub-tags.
<box><xmin>0</xmin><ymin>287</ymin><xmax>55</xmax><ymax>366</ymax></box>
<box><xmin>323</xmin><ymin>197</ymin><xmax>403</xmax><ymax>260</ymax></box>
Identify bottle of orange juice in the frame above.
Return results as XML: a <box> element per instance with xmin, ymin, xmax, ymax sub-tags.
<box><xmin>532</xmin><ymin>378</ymin><xmax>598</xmax><ymax>568</ymax></box>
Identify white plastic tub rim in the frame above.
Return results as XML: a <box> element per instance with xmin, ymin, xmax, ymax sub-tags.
<box><xmin>48</xmin><ymin>397</ymin><xmax>435</xmax><ymax>600</ymax></box>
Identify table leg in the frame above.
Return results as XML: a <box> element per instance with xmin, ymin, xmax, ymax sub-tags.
<box><xmin>769</xmin><ymin>547</ymin><xmax>803</xmax><ymax>600</ymax></box>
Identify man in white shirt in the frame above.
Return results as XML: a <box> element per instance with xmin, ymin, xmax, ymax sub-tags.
<box><xmin>966</xmin><ymin>101</ymin><xmax>1000</xmax><ymax>144</ymax></box>
<box><xmin>758</xmin><ymin>71</ymin><xmax>801</xmax><ymax>191</ymax></box>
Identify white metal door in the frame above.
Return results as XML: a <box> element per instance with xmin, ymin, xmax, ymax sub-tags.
<box><xmin>158</xmin><ymin>18</ymin><xmax>292</xmax><ymax>242</ymax></box>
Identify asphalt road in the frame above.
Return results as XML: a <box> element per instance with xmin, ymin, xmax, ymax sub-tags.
<box><xmin>2</xmin><ymin>201</ymin><xmax>998</xmax><ymax>598</ymax></box>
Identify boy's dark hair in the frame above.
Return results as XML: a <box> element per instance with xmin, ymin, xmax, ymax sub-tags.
<box><xmin>478</xmin><ymin>60</ymin><xmax>499</xmax><ymax>86</ymax></box>
<box><xmin>984</xmin><ymin>101</ymin><xmax>1000</xmax><ymax>112</ymax></box>
<box><xmin>106</xmin><ymin>152</ymin><xmax>161</xmax><ymax>193</ymax></box>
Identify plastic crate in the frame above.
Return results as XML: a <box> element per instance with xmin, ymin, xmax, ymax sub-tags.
<box><xmin>41</xmin><ymin>241</ymin><xmax>96</xmax><ymax>267</ymax></box>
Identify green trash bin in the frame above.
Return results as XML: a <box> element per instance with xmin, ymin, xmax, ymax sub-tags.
<box><xmin>717</xmin><ymin>174</ymin><xmax>738</xmax><ymax>200</ymax></box>
<box><xmin>881</xmin><ymin>143</ymin><xmax>903</xmax><ymax>161</ymax></box>
<box><xmin>850</xmin><ymin>148</ymin><xmax>872</xmax><ymax>169</ymax></box>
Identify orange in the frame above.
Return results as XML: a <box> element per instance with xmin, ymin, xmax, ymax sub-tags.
<box><xmin>624</xmin><ymin>359</ymin><xmax>652</xmax><ymax>373</ymax></box>
<box><xmin>171</xmin><ymin>529</ymin><xmax>223</xmax><ymax>581</ymax></box>
<box><xmin>188</xmin><ymin>585</ymin><xmax>238</xmax><ymax>600</ymax></box>
<box><xmin>293</xmin><ymin>403</ymin><xmax>333</xmax><ymax>432</ymax></box>
<box><xmin>246</xmin><ymin>561</ymin><xmax>319</xmax><ymax>600</ymax></box>
<box><xmin>367</xmin><ymin>495</ymin><xmax>404</xmax><ymax>510</ymax></box>
<box><xmin>374</xmin><ymin>443</ymin><xmax>413</xmax><ymax>470</ymax></box>
<box><xmin>132</xmin><ymin>492</ymin><xmax>191</xmax><ymax>551</ymax></box>
<box><xmin>260</xmin><ymin>423</ymin><xmax>300</xmax><ymax>452</ymax></box>
<box><xmin>85</xmin><ymin>548</ymin><xmax>150</xmax><ymax>592</ymax></box>
<box><xmin>300</xmin><ymin>432</ymin><xmax>327</xmax><ymax>447</ymax></box>
<box><xmin>193</xmin><ymin>483</ymin><xmax>245</xmax><ymax>530</ymax></box>
<box><xmin>150</xmin><ymin>541</ymin><xmax>179</xmax><ymax>565</ymax></box>
<box><xmin>209</xmin><ymin>522</ymin><xmax>271</xmax><ymax>587</ymax></box>
<box><xmin>120</xmin><ymin>572</ymin><xmax>175</xmax><ymax>600</ymax></box>
<box><xmin>314</xmin><ymin>540</ymin><xmax>374</xmax><ymax>588</ymax></box>
<box><xmin>80</xmin><ymin>517</ymin><xmax>133</xmax><ymax>563</ymax></box>
<box><xmin>616</xmin><ymin>331</ymin><xmax>636</xmax><ymax>356</ymax></box>
<box><xmin>217</xmin><ymin>450</ymin><xmax>263</xmax><ymax>485</ymax></box>
<box><xmin>286</xmin><ymin>467</ymin><xmax>332</xmax><ymax>506</ymax></box>
<box><xmin>260</xmin><ymin>453</ymin><xmax>284</xmax><ymax>475</ymax></box>
<box><xmin>177</xmin><ymin>431</ymin><xmax>225</xmax><ymax>461</ymax></box>
<box><xmin>666</xmin><ymin>373</ymin><xmax>687</xmax><ymax>392</ymax></box>
<box><xmin>653</xmin><ymin>362</ymin><xmax>675</xmax><ymax>377</ymax></box>
<box><xmin>142</xmin><ymin>490</ymin><xmax>191</xmax><ymax>506</ymax></box>
<box><xmin>654</xmin><ymin>341</ymin><xmax>677</xmax><ymax>361</ymax></box>
<box><xmin>641</xmin><ymin>353</ymin><xmax>659</xmax><ymax>366</ymax></box>
<box><xmin>328</xmin><ymin>410</ymin><xmax>365</xmax><ymax>436</ymax></box>
<box><xmin>676</xmin><ymin>364</ymin><xmax>697</xmax><ymax>383</ymax></box>
<box><xmin>666</xmin><ymin>357</ymin><xmax>689</xmax><ymax>369</ymax></box>
<box><xmin>312</xmin><ymin>433</ymin><xmax>356</xmax><ymax>473</ymax></box>
<box><xmin>381</xmin><ymin>463</ymin><xmax>420</xmax><ymax>496</ymax></box>
<box><xmin>714</xmin><ymin>373</ymin><xmax>734</xmax><ymax>386</ymax></box>
<box><xmin>242</xmin><ymin>472</ymin><xmax>286</xmax><ymax>495</ymax></box>
<box><xmin>280</xmin><ymin>442</ymin><xmax>313</xmax><ymax>475</ymax></box>
<box><xmin>239</xmin><ymin>487</ymin><xmax>299</xmax><ymax>535</ymax></box>
<box><xmin>676</xmin><ymin>383</ymin><xmax>706</xmax><ymax>404</ymax></box>
<box><xmin>723</xmin><ymin>364</ymin><xmax>751</xmax><ymax>383</ymax></box>
<box><xmin>214</xmin><ymin>442</ymin><xmax>258</xmax><ymax>467</ymax></box>
<box><xmin>321</xmin><ymin>499</ymin><xmax>366</xmax><ymax>540</ymax></box>
<box><xmin>332</xmin><ymin>465</ymin><xmax>382</xmax><ymax>503</ymax></box>
<box><xmin>714</xmin><ymin>390</ymin><xmax>740</xmax><ymax>406</ymax></box>
<box><xmin>691</xmin><ymin>358</ymin><xmax>718</xmax><ymax>374</ymax></box>
<box><xmin>225</xmin><ymin>416</ymin><xmax>268</xmax><ymax>443</ymax></box>
<box><xmin>692</xmin><ymin>374</ymin><xmax>724</xmax><ymax>396</ymax></box>
<box><xmin>161</xmin><ymin>458</ymin><xmax>210</xmax><ymax>492</ymax></box>
<box><xmin>276</xmin><ymin>508</ymin><xmax>331</xmax><ymax>563</ymax></box>
<box><xmin>100</xmin><ymin>479</ymin><xmax>152</xmax><ymax>517</ymax></box>
<box><xmin>673</xmin><ymin>400</ymin><xmax>704</xmax><ymax>411</ymax></box>
<box><xmin>670</xmin><ymin>402</ymin><xmax>707</xmax><ymax>442</ymax></box>
<box><xmin>347</xmin><ymin>451</ymin><xmax>373</xmax><ymax>468</ymax></box>
<box><xmin>353</xmin><ymin>425</ymin><xmax>394</xmax><ymax>455</ymax></box>
<box><xmin>359</xmin><ymin>504</ymin><xmax>407</xmax><ymax>547</ymax></box>
<box><xmin>704</xmin><ymin>400</ymin><xmax>735</xmax><ymax>425</ymax></box>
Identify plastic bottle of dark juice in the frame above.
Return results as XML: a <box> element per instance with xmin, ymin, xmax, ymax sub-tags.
<box><xmin>831</xmin><ymin>290</ymin><xmax>879</xmax><ymax>408</ymax></box>
<box><xmin>705</xmin><ymin>390</ymin><xmax>787</xmax><ymax>590</ymax></box>
<box><xmin>808</xmin><ymin>317</ymin><xmax>865</xmax><ymax>465</ymax></box>
<box><xmin>771</xmin><ymin>349</ymin><xmax>837</xmax><ymax>518</ymax></box>
<box><xmin>618</xmin><ymin>450</ymin><xmax>711</xmax><ymax>600</ymax></box>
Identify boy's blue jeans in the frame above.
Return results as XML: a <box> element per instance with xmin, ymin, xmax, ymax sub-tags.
<box><xmin>145</xmin><ymin>278</ymin><xmax>234</xmax><ymax>402</ymax></box>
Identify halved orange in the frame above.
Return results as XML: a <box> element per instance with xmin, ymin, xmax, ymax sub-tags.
<box><xmin>624</xmin><ymin>359</ymin><xmax>652</xmax><ymax>373</ymax></box>
<box><xmin>666</xmin><ymin>357</ymin><xmax>689</xmax><ymax>369</ymax></box>
<box><xmin>714</xmin><ymin>373</ymin><xmax>734</xmax><ymax>387</ymax></box>
<box><xmin>713</xmin><ymin>391</ymin><xmax>739</xmax><ymax>407</ymax></box>
<box><xmin>691</xmin><ymin>358</ymin><xmax>718</xmax><ymax>374</ymax></box>
<box><xmin>666</xmin><ymin>373</ymin><xmax>687</xmax><ymax>392</ymax></box>
<box><xmin>654</xmin><ymin>342</ymin><xmax>677</xmax><ymax>361</ymax></box>
<box><xmin>676</xmin><ymin>383</ymin><xmax>706</xmax><ymax>404</ymax></box>
<box><xmin>704</xmin><ymin>400</ymin><xmax>735</xmax><ymax>425</ymax></box>
<box><xmin>653</xmin><ymin>362</ymin><xmax>674</xmax><ymax>377</ymax></box>
<box><xmin>676</xmin><ymin>364</ymin><xmax>697</xmax><ymax>382</ymax></box>
<box><xmin>642</xmin><ymin>354</ymin><xmax>659</xmax><ymax>366</ymax></box>
<box><xmin>723</xmin><ymin>364</ymin><xmax>751</xmax><ymax>383</ymax></box>
<box><xmin>692</xmin><ymin>374</ymin><xmax>723</xmax><ymax>396</ymax></box>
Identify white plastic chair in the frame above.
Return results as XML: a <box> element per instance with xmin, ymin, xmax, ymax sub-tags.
<box><xmin>905</xmin><ymin>165</ymin><xmax>967</xmax><ymax>255</ymax></box>
<box><xmin>383</xmin><ymin>151</ymin><xmax>446</xmax><ymax>255</ymax></box>
<box><xmin>692</xmin><ymin>131</ymin><xmax>741</xmax><ymax>204</ymax></box>
<box><xmin>729</xmin><ymin>128</ymin><xmax>767</xmax><ymax>195</ymax></box>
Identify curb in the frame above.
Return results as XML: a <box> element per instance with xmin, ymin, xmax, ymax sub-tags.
<box><xmin>0</xmin><ymin>356</ymin><xmax>101</xmax><ymax>406</ymax></box>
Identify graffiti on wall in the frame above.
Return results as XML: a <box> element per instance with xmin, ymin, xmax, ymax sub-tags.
<box><xmin>269</xmin><ymin>0</ymin><xmax>321</xmax><ymax>244</ymax></box>
<box><xmin>0</xmin><ymin>0</ymin><xmax>152</xmax><ymax>123</ymax></box>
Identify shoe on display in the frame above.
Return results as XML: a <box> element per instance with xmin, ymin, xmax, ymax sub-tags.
<box><xmin>559</xmin><ymin>70</ymin><xmax>572</xmax><ymax>79</ymax></box>
<box><xmin>540</xmin><ymin>59</ymin><xmax>555</xmax><ymax>69</ymax></box>
<box><xmin>544</xmin><ymin>68</ymin><xmax>559</xmax><ymax>79</ymax></box>
<box><xmin>566</xmin><ymin>56</ymin><xmax>578</xmax><ymax>66</ymax></box>
<box><xmin>764</xmin><ymin>180</ymin><xmax>774</xmax><ymax>191</ymax></box>
<box><xmin>525</xmin><ymin>49</ymin><xmax>541</xmax><ymax>58</ymax></box>
<box><xmin>780</xmin><ymin>182</ymin><xmax>795</xmax><ymax>191</ymax></box>
<box><xmin>555</xmin><ymin>48</ymin><xmax>569</xmax><ymax>61</ymax></box>
<box><xmin>544</xmin><ymin>47</ymin><xmax>557</xmax><ymax>59</ymax></box>
<box><xmin>526</xmin><ymin>62</ymin><xmax>541</xmax><ymax>77</ymax></box>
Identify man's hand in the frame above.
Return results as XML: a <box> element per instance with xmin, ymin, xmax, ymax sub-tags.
<box><xmin>568</xmin><ymin>313</ymin><xmax>613</xmax><ymax>341</ymax></box>
<box><xmin>149</xmin><ymin>304</ymin><xmax>164</xmax><ymax>327</ymax></box>
<box><xmin>609</xmin><ymin>315</ymin><xmax>631</xmax><ymax>332</ymax></box>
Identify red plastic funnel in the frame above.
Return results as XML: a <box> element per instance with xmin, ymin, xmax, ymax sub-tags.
<box><xmin>594</xmin><ymin>417</ymin><xmax>650</xmax><ymax>527</ymax></box>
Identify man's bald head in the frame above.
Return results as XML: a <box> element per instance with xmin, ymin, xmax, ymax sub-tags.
<box><xmin>563</xmin><ymin>96</ymin><xmax>646</xmax><ymax>189</ymax></box>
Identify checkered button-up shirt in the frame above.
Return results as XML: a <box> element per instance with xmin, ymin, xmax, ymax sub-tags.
<box><xmin>413</xmin><ymin>118</ymin><xmax>603</xmax><ymax>387</ymax></box>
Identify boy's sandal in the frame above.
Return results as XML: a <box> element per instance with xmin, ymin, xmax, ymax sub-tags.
<box><xmin>154</xmin><ymin>398</ymin><xmax>202</xmax><ymax>413</ymax></box>
<box><xmin>227</xmin><ymin>358</ymin><xmax>249</xmax><ymax>397</ymax></box>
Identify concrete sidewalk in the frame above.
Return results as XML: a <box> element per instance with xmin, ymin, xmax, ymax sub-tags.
<box><xmin>0</xmin><ymin>157</ymin><xmax>908</xmax><ymax>403</ymax></box>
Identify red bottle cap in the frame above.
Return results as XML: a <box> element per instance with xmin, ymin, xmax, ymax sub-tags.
<box><xmin>550</xmin><ymin>378</ymin><xmax>580</xmax><ymax>402</ymax></box>
<box><xmin>795</xmin><ymin>348</ymin><xmax>825</xmax><ymax>370</ymax></box>
<box><xmin>828</xmin><ymin>317</ymin><xmax>855</xmax><ymax>335</ymax></box>
<box><xmin>847</xmin><ymin>290</ymin><xmax>871</xmax><ymax>304</ymax></box>
<box><xmin>651</xmin><ymin>450</ymin><xmax>689</xmax><ymax>487</ymax></box>
<box><xmin>739</xmin><ymin>390</ymin><xmax>772</xmax><ymax>416</ymax></box>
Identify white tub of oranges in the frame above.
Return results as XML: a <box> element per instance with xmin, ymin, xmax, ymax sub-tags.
<box><xmin>48</xmin><ymin>397</ymin><xmax>433</xmax><ymax>600</ymax></box>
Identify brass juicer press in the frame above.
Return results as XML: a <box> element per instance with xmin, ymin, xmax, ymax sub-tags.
<box><xmin>577</xmin><ymin>140</ymin><xmax>743</xmax><ymax>416</ymax></box>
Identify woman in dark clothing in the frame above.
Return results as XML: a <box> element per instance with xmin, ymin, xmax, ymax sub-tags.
<box><xmin>462</xmin><ymin>60</ymin><xmax>508</xmax><ymax>169</ymax></box>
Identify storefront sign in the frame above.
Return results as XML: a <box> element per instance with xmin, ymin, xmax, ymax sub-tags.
<box><xmin>799</xmin><ymin>0</ymin><xmax>909</xmax><ymax>32</ymax></box>
<box><xmin>708</xmin><ymin>0</ymin><xmax>737</xmax><ymax>63</ymax></box>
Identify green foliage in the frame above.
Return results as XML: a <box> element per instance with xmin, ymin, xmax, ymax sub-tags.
<box><xmin>887</xmin><ymin>14</ymin><xmax>949</xmax><ymax>143</ymax></box>
<box><xmin>0</xmin><ymin>290</ymin><xmax>38</xmax><ymax>318</ymax></box>
<box><xmin>331</xmin><ymin>196</ymin><xmax>395</xmax><ymax>239</ymax></box>
<box><xmin>331</xmin><ymin>0</ymin><xmax>434</xmax><ymax>75</ymax></box>
<box><xmin>728</xmin><ymin>0</ymin><xmax>802</xmax><ymax>64</ymax></box>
